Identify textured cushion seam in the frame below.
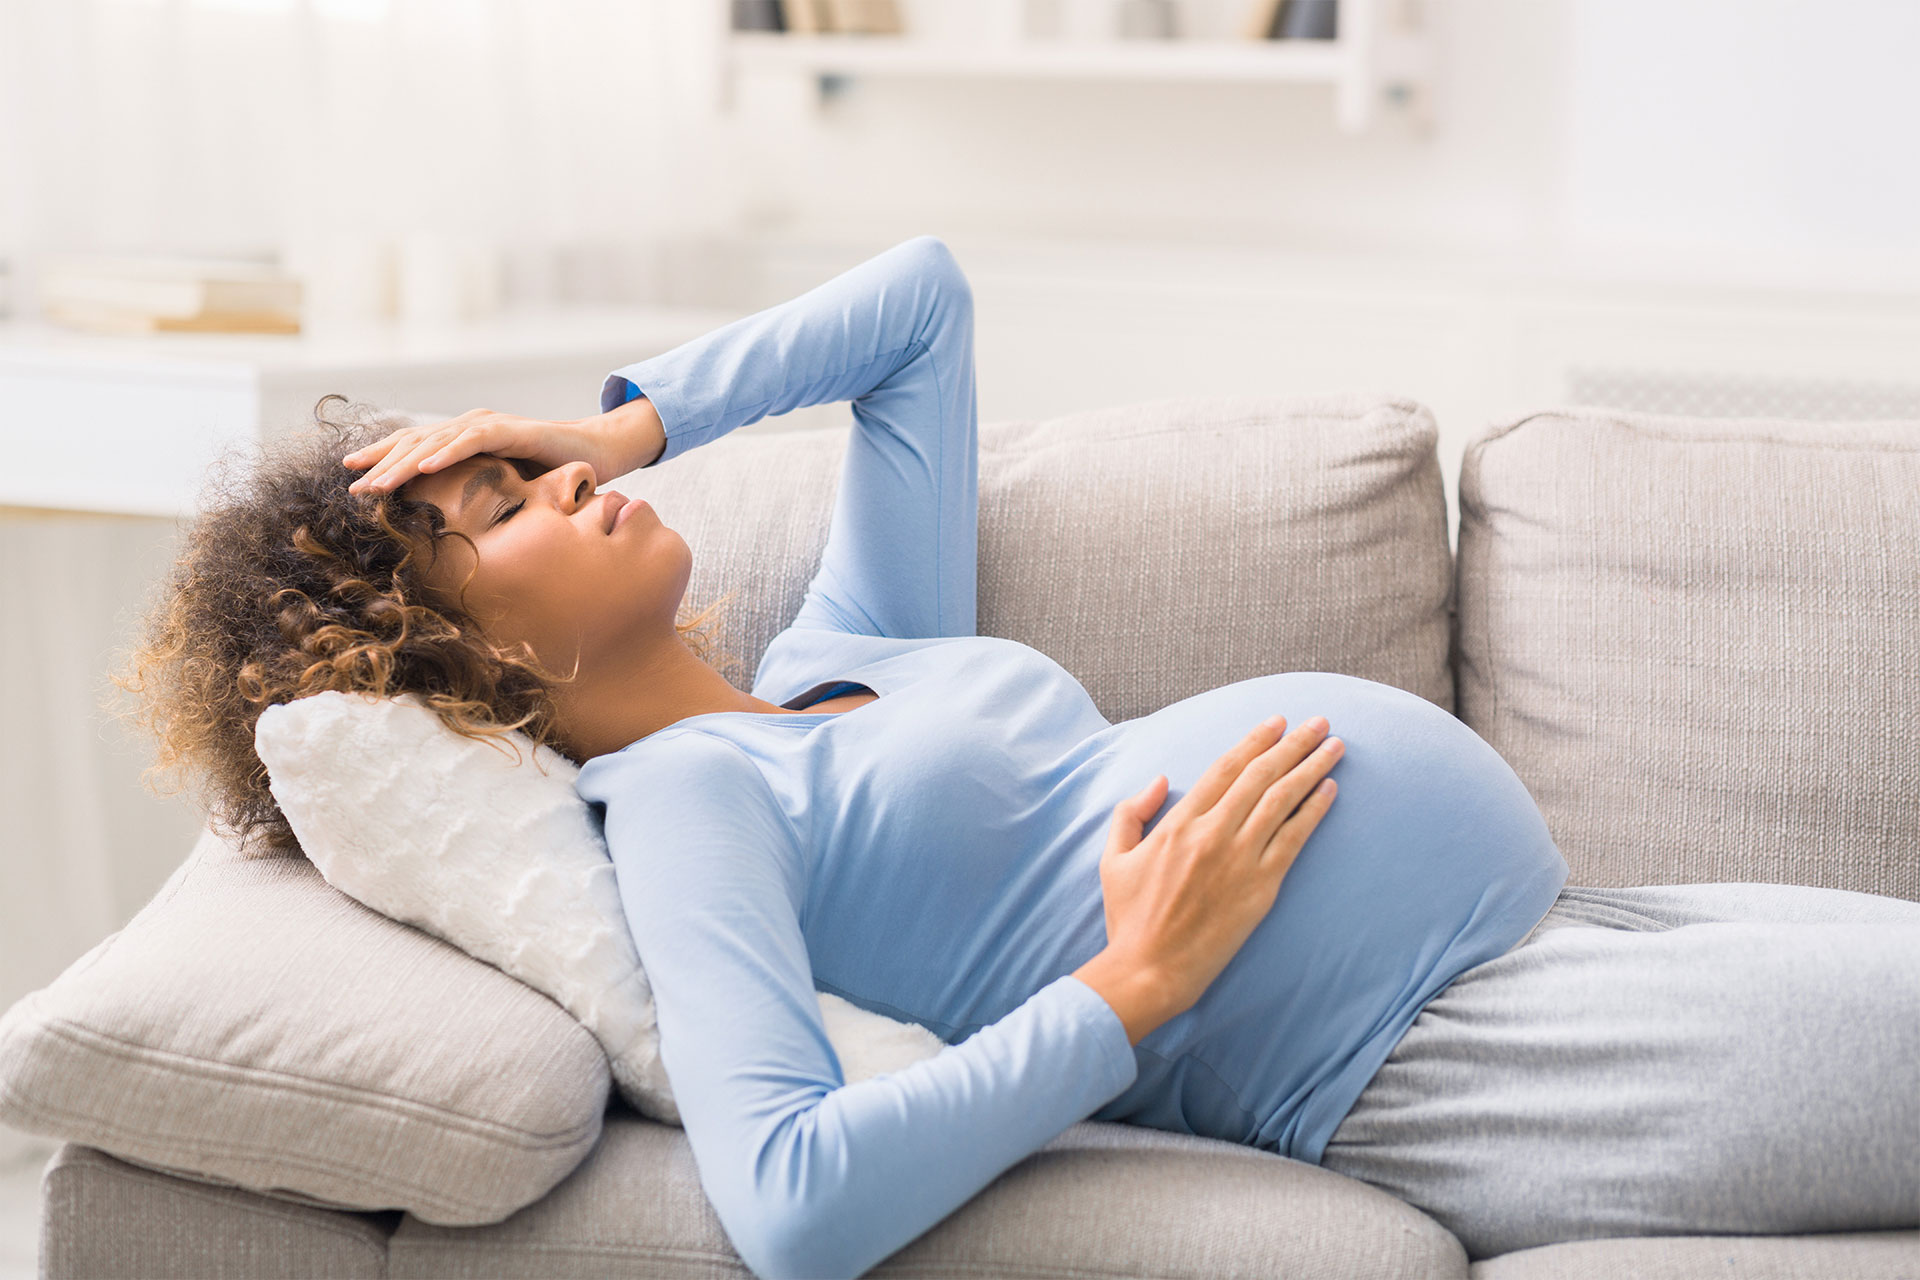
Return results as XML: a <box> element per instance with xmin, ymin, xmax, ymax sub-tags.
<box><xmin>15</xmin><ymin>1015</ymin><xmax>600</xmax><ymax>1145</ymax></box>
<box><xmin>1488</xmin><ymin>411</ymin><xmax>1920</xmax><ymax>452</ymax></box>
<box><xmin>399</xmin><ymin>1238</ymin><xmax>1196</xmax><ymax>1279</ymax></box>
<box><xmin>393</xmin><ymin>1238</ymin><xmax>740</xmax><ymax>1266</ymax></box>
<box><xmin>981</xmin><ymin>413</ymin><xmax>1414</xmax><ymax>457</ymax></box>
<box><xmin>11</xmin><ymin>1094</ymin><xmax>556</xmax><ymax>1217</ymax></box>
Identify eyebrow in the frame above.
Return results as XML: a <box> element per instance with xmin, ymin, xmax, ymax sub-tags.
<box><xmin>455</xmin><ymin>462</ymin><xmax>507</xmax><ymax>523</ymax></box>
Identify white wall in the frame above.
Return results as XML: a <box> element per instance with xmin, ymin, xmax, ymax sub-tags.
<box><xmin>8</xmin><ymin>1</ymin><xmax>1919</xmax><ymax>300</ymax></box>
<box><xmin>1562</xmin><ymin>0</ymin><xmax>1920</xmax><ymax>292</ymax></box>
<box><xmin>698</xmin><ymin>0</ymin><xmax>1920</xmax><ymax>294</ymax></box>
<box><xmin>0</xmin><ymin>512</ymin><xmax>208</xmax><ymax>1165</ymax></box>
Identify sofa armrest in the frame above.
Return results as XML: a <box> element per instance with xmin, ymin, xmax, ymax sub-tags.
<box><xmin>40</xmin><ymin>1143</ymin><xmax>395</xmax><ymax>1280</ymax></box>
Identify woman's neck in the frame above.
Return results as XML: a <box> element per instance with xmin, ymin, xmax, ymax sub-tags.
<box><xmin>552</xmin><ymin>633</ymin><xmax>798</xmax><ymax>761</ymax></box>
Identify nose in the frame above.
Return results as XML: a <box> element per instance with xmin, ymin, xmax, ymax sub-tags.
<box><xmin>546</xmin><ymin>460</ymin><xmax>596</xmax><ymax>511</ymax></box>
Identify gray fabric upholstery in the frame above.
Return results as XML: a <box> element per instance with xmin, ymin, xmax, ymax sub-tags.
<box><xmin>0</xmin><ymin>826</ymin><xmax>609</xmax><ymax>1227</ymax></box>
<box><xmin>385</xmin><ymin>1114</ymin><xmax>1468</xmax><ymax>1280</ymax></box>
<box><xmin>621</xmin><ymin>392</ymin><xmax>1456</xmax><ymax>718</ymax></box>
<box><xmin>1469</xmin><ymin>1231</ymin><xmax>1920</xmax><ymax>1279</ymax></box>
<box><xmin>39</xmin><ymin>1143</ymin><xmax>393</xmax><ymax>1280</ymax></box>
<box><xmin>1454</xmin><ymin>408</ymin><xmax>1920</xmax><ymax>900</ymax></box>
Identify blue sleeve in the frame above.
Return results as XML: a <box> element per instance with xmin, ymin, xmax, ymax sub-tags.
<box><xmin>599</xmin><ymin>234</ymin><xmax>979</xmax><ymax>641</ymax></box>
<box><xmin>583</xmin><ymin>733</ymin><xmax>1138</xmax><ymax>1280</ymax></box>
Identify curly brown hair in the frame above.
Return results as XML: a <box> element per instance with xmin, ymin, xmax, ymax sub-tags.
<box><xmin>111</xmin><ymin>394</ymin><xmax>735</xmax><ymax>856</ymax></box>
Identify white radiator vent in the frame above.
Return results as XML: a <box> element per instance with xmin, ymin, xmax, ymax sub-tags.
<box><xmin>1565</xmin><ymin>368</ymin><xmax>1920</xmax><ymax>421</ymax></box>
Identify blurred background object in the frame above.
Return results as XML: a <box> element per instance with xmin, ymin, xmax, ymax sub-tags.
<box><xmin>38</xmin><ymin>251</ymin><xmax>303</xmax><ymax>335</ymax></box>
<box><xmin>3</xmin><ymin>3</ymin><xmax>1919</xmax><ymax>1262</ymax></box>
<box><xmin>1275</xmin><ymin>0</ymin><xmax>1338</xmax><ymax>39</ymax></box>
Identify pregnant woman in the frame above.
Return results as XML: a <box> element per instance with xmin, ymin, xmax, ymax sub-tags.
<box><xmin>137</xmin><ymin>236</ymin><xmax>1918</xmax><ymax>1279</ymax></box>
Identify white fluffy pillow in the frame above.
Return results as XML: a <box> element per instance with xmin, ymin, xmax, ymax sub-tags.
<box><xmin>254</xmin><ymin>691</ymin><xmax>945</xmax><ymax>1126</ymax></box>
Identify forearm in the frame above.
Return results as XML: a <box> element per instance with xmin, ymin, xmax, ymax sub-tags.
<box><xmin>720</xmin><ymin>974</ymin><xmax>1138</xmax><ymax>1279</ymax></box>
<box><xmin>595</xmin><ymin>235</ymin><xmax>966</xmax><ymax>472</ymax></box>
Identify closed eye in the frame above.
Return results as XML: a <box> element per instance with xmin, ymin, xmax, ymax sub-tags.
<box><xmin>493</xmin><ymin>458</ymin><xmax>549</xmax><ymax>527</ymax></box>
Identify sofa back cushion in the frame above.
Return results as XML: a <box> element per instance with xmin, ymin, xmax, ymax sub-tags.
<box><xmin>0</xmin><ymin>826</ymin><xmax>611</xmax><ymax>1226</ymax></box>
<box><xmin>627</xmin><ymin>391</ymin><xmax>1456</xmax><ymax>716</ymax></box>
<box><xmin>1454</xmin><ymin>408</ymin><xmax>1920</xmax><ymax>900</ymax></box>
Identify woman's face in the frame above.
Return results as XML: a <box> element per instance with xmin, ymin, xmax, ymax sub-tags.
<box><xmin>400</xmin><ymin>454</ymin><xmax>690</xmax><ymax>673</ymax></box>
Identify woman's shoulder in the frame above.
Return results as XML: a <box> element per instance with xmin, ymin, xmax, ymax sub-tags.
<box><xmin>576</xmin><ymin>723</ymin><xmax>760</xmax><ymax>805</ymax></box>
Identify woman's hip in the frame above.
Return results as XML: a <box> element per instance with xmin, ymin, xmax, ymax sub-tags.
<box><xmin>1319</xmin><ymin>888</ymin><xmax>1920</xmax><ymax>1258</ymax></box>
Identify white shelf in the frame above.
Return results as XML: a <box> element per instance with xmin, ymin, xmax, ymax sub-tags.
<box><xmin>718</xmin><ymin>0</ymin><xmax>1435</xmax><ymax>135</ymax></box>
<box><xmin>729</xmin><ymin>32</ymin><xmax>1350</xmax><ymax>82</ymax></box>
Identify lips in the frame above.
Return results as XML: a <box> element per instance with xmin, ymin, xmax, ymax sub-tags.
<box><xmin>599</xmin><ymin>490</ymin><xmax>628</xmax><ymax>534</ymax></box>
<box><xmin>612</xmin><ymin>496</ymin><xmax>650</xmax><ymax>532</ymax></box>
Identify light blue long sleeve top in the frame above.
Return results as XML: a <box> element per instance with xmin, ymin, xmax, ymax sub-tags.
<box><xmin>575</xmin><ymin>236</ymin><xmax>1569</xmax><ymax>1280</ymax></box>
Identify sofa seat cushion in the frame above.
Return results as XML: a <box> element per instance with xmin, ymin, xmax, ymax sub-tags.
<box><xmin>1454</xmin><ymin>408</ymin><xmax>1920</xmax><ymax>899</ymax></box>
<box><xmin>0</xmin><ymin>826</ymin><xmax>611</xmax><ymax>1226</ymax></box>
<box><xmin>386</xmin><ymin>1113</ymin><xmax>1469</xmax><ymax>1280</ymax></box>
<box><xmin>1470</xmin><ymin>1230</ymin><xmax>1920</xmax><ymax>1279</ymax></box>
<box><xmin>625</xmin><ymin>391</ymin><xmax>1457</xmax><ymax>718</ymax></box>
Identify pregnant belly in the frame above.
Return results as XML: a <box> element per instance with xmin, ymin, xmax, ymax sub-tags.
<box><xmin>1091</xmin><ymin>671</ymin><xmax>1567</xmax><ymax>1061</ymax></box>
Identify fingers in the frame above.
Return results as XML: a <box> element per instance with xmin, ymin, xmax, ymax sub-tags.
<box><xmin>1105</xmin><ymin>775</ymin><xmax>1167</xmax><ymax>858</ymax></box>
<box><xmin>1218</xmin><ymin>721</ymin><xmax>1339</xmax><ymax>836</ymax></box>
<box><xmin>1259</xmin><ymin>772</ymin><xmax>1337</xmax><ymax>871</ymax></box>
<box><xmin>1244</xmin><ymin>730</ymin><xmax>1341</xmax><ymax>838</ymax></box>
<box><xmin>1165</xmin><ymin>714</ymin><xmax>1325</xmax><ymax>830</ymax></box>
<box><xmin>342</xmin><ymin>412</ymin><xmax>469</xmax><ymax>471</ymax></box>
<box><xmin>374</xmin><ymin>434</ymin><xmax>460</xmax><ymax>494</ymax></box>
<box><xmin>1158</xmin><ymin>716</ymin><xmax>1287</xmax><ymax>826</ymax></box>
<box><xmin>345</xmin><ymin>412</ymin><xmax>489</xmax><ymax>495</ymax></box>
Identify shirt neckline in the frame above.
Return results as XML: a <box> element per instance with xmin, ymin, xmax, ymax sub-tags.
<box><xmin>777</xmin><ymin>672</ymin><xmax>886</xmax><ymax>713</ymax></box>
<box><xmin>654</xmin><ymin>674</ymin><xmax>886</xmax><ymax>735</ymax></box>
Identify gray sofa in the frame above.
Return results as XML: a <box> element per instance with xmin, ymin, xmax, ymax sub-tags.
<box><xmin>4</xmin><ymin>392</ymin><xmax>1916</xmax><ymax>1279</ymax></box>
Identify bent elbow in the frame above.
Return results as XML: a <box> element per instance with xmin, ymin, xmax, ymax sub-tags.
<box><xmin>732</xmin><ymin>1200</ymin><xmax>893</xmax><ymax>1280</ymax></box>
<box><xmin>721</xmin><ymin>1115</ymin><xmax>875</xmax><ymax>1279</ymax></box>
<box><xmin>903</xmin><ymin>234</ymin><xmax>973</xmax><ymax>317</ymax></box>
<box><xmin>736</xmin><ymin>1217</ymin><xmax>854</xmax><ymax>1280</ymax></box>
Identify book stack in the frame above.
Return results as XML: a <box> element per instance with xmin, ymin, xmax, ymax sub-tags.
<box><xmin>1240</xmin><ymin>0</ymin><xmax>1338</xmax><ymax>39</ymax></box>
<box><xmin>733</xmin><ymin>0</ymin><xmax>903</xmax><ymax>34</ymax></box>
<box><xmin>37</xmin><ymin>252</ymin><xmax>304</xmax><ymax>336</ymax></box>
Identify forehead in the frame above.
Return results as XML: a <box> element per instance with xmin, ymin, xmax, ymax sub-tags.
<box><xmin>401</xmin><ymin>456</ymin><xmax>508</xmax><ymax>518</ymax></box>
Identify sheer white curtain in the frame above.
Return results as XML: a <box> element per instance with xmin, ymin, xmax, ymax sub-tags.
<box><xmin>0</xmin><ymin>0</ymin><xmax>739</xmax><ymax>1166</ymax></box>
<box><xmin>0</xmin><ymin>0</ymin><xmax>737</xmax><ymax>302</ymax></box>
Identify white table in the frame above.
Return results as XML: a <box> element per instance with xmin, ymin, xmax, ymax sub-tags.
<box><xmin>0</xmin><ymin>304</ymin><xmax>741</xmax><ymax>517</ymax></box>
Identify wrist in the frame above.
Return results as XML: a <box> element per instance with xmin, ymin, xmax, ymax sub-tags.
<box><xmin>1072</xmin><ymin>948</ymin><xmax>1180</xmax><ymax>1047</ymax></box>
<box><xmin>595</xmin><ymin>392</ymin><xmax>667</xmax><ymax>475</ymax></box>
